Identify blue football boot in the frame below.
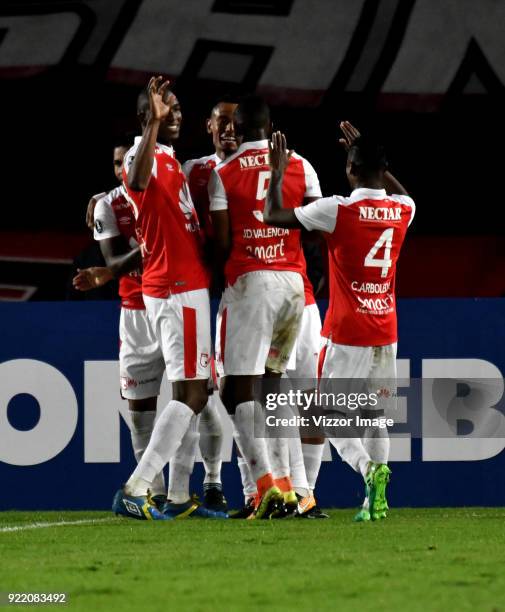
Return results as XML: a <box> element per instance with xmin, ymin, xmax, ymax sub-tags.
<box><xmin>151</xmin><ymin>494</ymin><xmax>168</xmax><ymax>511</ymax></box>
<box><xmin>162</xmin><ymin>495</ymin><xmax>228</xmax><ymax>519</ymax></box>
<box><xmin>112</xmin><ymin>488</ymin><xmax>171</xmax><ymax>520</ymax></box>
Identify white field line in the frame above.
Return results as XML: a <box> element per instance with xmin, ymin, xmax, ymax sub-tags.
<box><xmin>0</xmin><ymin>517</ymin><xmax>117</xmax><ymax>533</ymax></box>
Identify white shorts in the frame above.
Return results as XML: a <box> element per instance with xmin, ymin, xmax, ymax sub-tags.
<box><xmin>219</xmin><ymin>271</ymin><xmax>305</xmax><ymax>376</ymax></box>
<box><xmin>319</xmin><ymin>341</ymin><xmax>397</xmax><ymax>379</ymax></box>
<box><xmin>318</xmin><ymin>340</ymin><xmax>397</xmax><ymax>411</ymax></box>
<box><xmin>119</xmin><ymin>308</ymin><xmax>165</xmax><ymax>400</ymax></box>
<box><xmin>143</xmin><ymin>288</ymin><xmax>211</xmax><ymax>383</ymax></box>
<box><xmin>286</xmin><ymin>303</ymin><xmax>322</xmax><ymax>380</ymax></box>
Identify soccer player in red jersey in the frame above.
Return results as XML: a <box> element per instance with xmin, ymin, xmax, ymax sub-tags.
<box><xmin>74</xmin><ymin>141</ymin><xmax>169</xmax><ymax>507</ymax></box>
<box><xmin>209</xmin><ymin>96</ymin><xmax>322</xmax><ymax>518</ymax></box>
<box><xmin>181</xmin><ymin>99</ymin><xmax>238</xmax><ymax>509</ymax></box>
<box><xmin>84</xmin><ymin>143</ymin><xmax>131</xmax><ymax>231</ymax></box>
<box><xmin>263</xmin><ymin>125</ymin><xmax>415</xmax><ymax>521</ymax></box>
<box><xmin>76</xmin><ymin>144</ymin><xmax>227</xmax><ymax>514</ymax></box>
<box><xmin>79</xmin><ymin>133</ymin><xmax>229</xmax><ymax>513</ymax></box>
<box><xmin>111</xmin><ymin>77</ymin><xmax>226</xmax><ymax>520</ymax></box>
<box><xmin>183</xmin><ymin>97</ymin><xmax>238</xmax><ymax>237</ymax></box>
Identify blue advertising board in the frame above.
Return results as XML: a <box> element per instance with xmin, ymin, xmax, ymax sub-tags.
<box><xmin>1</xmin><ymin>299</ymin><xmax>504</xmax><ymax>511</ymax></box>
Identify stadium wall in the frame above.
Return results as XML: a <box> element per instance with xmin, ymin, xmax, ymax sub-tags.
<box><xmin>1</xmin><ymin>298</ymin><xmax>504</xmax><ymax>511</ymax></box>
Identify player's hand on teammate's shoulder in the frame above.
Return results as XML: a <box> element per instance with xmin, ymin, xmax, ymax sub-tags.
<box><xmin>268</xmin><ymin>131</ymin><xmax>292</xmax><ymax>175</ymax></box>
<box><xmin>86</xmin><ymin>192</ymin><xmax>107</xmax><ymax>231</ymax></box>
<box><xmin>147</xmin><ymin>75</ymin><xmax>175</xmax><ymax>123</ymax></box>
<box><xmin>338</xmin><ymin>121</ymin><xmax>361</xmax><ymax>151</ymax></box>
<box><xmin>73</xmin><ymin>267</ymin><xmax>113</xmax><ymax>291</ymax></box>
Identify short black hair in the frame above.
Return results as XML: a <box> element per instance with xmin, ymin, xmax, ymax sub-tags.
<box><xmin>210</xmin><ymin>93</ymin><xmax>239</xmax><ymax>115</ymax></box>
<box><xmin>348</xmin><ymin>136</ymin><xmax>388</xmax><ymax>175</ymax></box>
<box><xmin>235</xmin><ymin>94</ymin><xmax>270</xmax><ymax>131</ymax></box>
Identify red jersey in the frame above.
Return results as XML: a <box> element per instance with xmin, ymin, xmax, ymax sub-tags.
<box><xmin>182</xmin><ymin>153</ymin><xmax>221</xmax><ymax>240</ymax></box>
<box><xmin>93</xmin><ymin>186</ymin><xmax>144</xmax><ymax>309</ymax></box>
<box><xmin>208</xmin><ymin>139</ymin><xmax>321</xmax><ymax>286</ymax></box>
<box><xmin>295</xmin><ymin>188</ymin><xmax>415</xmax><ymax>346</ymax></box>
<box><xmin>122</xmin><ymin>138</ymin><xmax>210</xmax><ymax>298</ymax></box>
<box><xmin>300</xmin><ymin>249</ymin><xmax>316</xmax><ymax>306</ymax></box>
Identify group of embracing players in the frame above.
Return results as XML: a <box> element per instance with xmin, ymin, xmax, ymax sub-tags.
<box><xmin>74</xmin><ymin>75</ymin><xmax>415</xmax><ymax>521</ymax></box>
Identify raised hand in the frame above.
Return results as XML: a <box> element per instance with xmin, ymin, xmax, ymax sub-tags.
<box><xmin>338</xmin><ymin>121</ymin><xmax>361</xmax><ymax>152</ymax></box>
<box><xmin>147</xmin><ymin>75</ymin><xmax>174</xmax><ymax>122</ymax></box>
<box><xmin>73</xmin><ymin>267</ymin><xmax>113</xmax><ymax>291</ymax></box>
<box><xmin>268</xmin><ymin>131</ymin><xmax>292</xmax><ymax>175</ymax></box>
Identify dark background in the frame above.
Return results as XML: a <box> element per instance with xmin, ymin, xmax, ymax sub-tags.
<box><xmin>3</xmin><ymin>68</ymin><xmax>504</xmax><ymax>235</ymax></box>
<box><xmin>1</xmin><ymin>0</ymin><xmax>504</xmax><ymax>299</ymax></box>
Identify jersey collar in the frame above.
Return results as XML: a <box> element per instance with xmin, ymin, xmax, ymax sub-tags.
<box><xmin>349</xmin><ymin>187</ymin><xmax>387</xmax><ymax>201</ymax></box>
<box><xmin>133</xmin><ymin>135</ymin><xmax>174</xmax><ymax>157</ymax></box>
<box><xmin>237</xmin><ymin>139</ymin><xmax>269</xmax><ymax>153</ymax></box>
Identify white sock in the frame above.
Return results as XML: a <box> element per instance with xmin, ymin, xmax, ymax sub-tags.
<box><xmin>168</xmin><ymin>414</ymin><xmax>199</xmax><ymax>504</ymax></box>
<box><xmin>288</xmin><ymin>437</ymin><xmax>310</xmax><ymax>497</ymax></box>
<box><xmin>301</xmin><ymin>442</ymin><xmax>324</xmax><ymax>493</ymax></box>
<box><xmin>265</xmin><ymin>403</ymin><xmax>294</xmax><ymax>481</ymax></box>
<box><xmin>126</xmin><ymin>400</ymin><xmax>193</xmax><ymax>496</ymax></box>
<box><xmin>199</xmin><ymin>395</ymin><xmax>223</xmax><ymax>484</ymax></box>
<box><xmin>362</xmin><ymin>425</ymin><xmax>390</xmax><ymax>464</ymax></box>
<box><xmin>329</xmin><ymin>438</ymin><xmax>371</xmax><ymax>478</ymax></box>
<box><xmin>266</xmin><ymin>437</ymin><xmax>291</xmax><ymax>480</ymax></box>
<box><xmin>237</xmin><ymin>454</ymin><xmax>257</xmax><ymax>502</ymax></box>
<box><xmin>129</xmin><ymin>410</ymin><xmax>166</xmax><ymax>496</ymax></box>
<box><xmin>231</xmin><ymin>401</ymin><xmax>271</xmax><ymax>482</ymax></box>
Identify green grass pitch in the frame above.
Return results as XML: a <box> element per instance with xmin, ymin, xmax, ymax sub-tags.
<box><xmin>1</xmin><ymin>508</ymin><xmax>505</xmax><ymax>611</ymax></box>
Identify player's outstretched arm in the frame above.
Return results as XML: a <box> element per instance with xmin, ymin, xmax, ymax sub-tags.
<box><xmin>72</xmin><ymin>241</ymin><xmax>141</xmax><ymax>292</ymax></box>
<box><xmin>127</xmin><ymin>76</ymin><xmax>173</xmax><ymax>191</ymax></box>
<box><xmin>339</xmin><ymin>121</ymin><xmax>409</xmax><ymax>196</ymax></box>
<box><xmin>263</xmin><ymin>131</ymin><xmax>303</xmax><ymax>229</ymax></box>
<box><xmin>99</xmin><ymin>236</ymin><xmax>142</xmax><ymax>278</ymax></box>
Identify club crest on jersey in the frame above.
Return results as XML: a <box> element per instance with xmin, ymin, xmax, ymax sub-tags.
<box><xmin>95</xmin><ymin>220</ymin><xmax>103</xmax><ymax>233</ymax></box>
<box><xmin>252</xmin><ymin>210</ymin><xmax>264</xmax><ymax>223</ymax></box>
<box><xmin>359</xmin><ymin>206</ymin><xmax>401</xmax><ymax>221</ymax></box>
<box><xmin>200</xmin><ymin>353</ymin><xmax>209</xmax><ymax>367</ymax></box>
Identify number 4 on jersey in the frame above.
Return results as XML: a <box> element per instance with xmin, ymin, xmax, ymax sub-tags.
<box><xmin>364</xmin><ymin>228</ymin><xmax>394</xmax><ymax>278</ymax></box>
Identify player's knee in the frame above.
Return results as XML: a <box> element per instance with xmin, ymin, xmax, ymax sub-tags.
<box><xmin>190</xmin><ymin>393</ymin><xmax>208</xmax><ymax>414</ymax></box>
<box><xmin>182</xmin><ymin>391</ymin><xmax>207</xmax><ymax>414</ymax></box>
<box><xmin>128</xmin><ymin>397</ymin><xmax>157</xmax><ymax>413</ymax></box>
<box><xmin>173</xmin><ymin>381</ymin><xmax>208</xmax><ymax>414</ymax></box>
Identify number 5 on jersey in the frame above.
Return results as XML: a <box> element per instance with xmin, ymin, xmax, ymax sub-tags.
<box><xmin>364</xmin><ymin>228</ymin><xmax>394</xmax><ymax>278</ymax></box>
<box><xmin>256</xmin><ymin>170</ymin><xmax>271</xmax><ymax>200</ymax></box>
